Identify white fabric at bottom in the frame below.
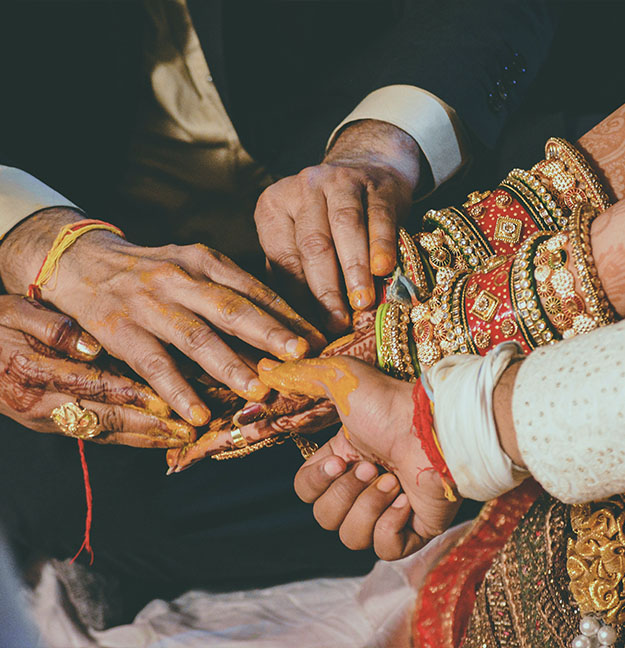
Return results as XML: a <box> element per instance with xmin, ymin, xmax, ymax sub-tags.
<box><xmin>31</xmin><ymin>523</ymin><xmax>469</xmax><ymax>648</ymax></box>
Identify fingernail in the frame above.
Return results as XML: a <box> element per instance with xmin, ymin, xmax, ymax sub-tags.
<box><xmin>233</xmin><ymin>403</ymin><xmax>264</xmax><ymax>427</ymax></box>
<box><xmin>283</xmin><ymin>337</ymin><xmax>309</xmax><ymax>360</ymax></box>
<box><xmin>348</xmin><ymin>287</ymin><xmax>374</xmax><ymax>310</ymax></box>
<box><xmin>323</xmin><ymin>458</ymin><xmax>344</xmax><ymax>477</ymax></box>
<box><xmin>166</xmin><ymin>466</ymin><xmax>176</xmax><ymax>476</ymax></box>
<box><xmin>189</xmin><ymin>404</ymin><xmax>211</xmax><ymax>426</ymax></box>
<box><xmin>377</xmin><ymin>473</ymin><xmax>398</xmax><ymax>493</ymax></box>
<box><xmin>371</xmin><ymin>252</ymin><xmax>393</xmax><ymax>276</ymax></box>
<box><xmin>75</xmin><ymin>332</ymin><xmax>101</xmax><ymax>358</ymax></box>
<box><xmin>392</xmin><ymin>493</ymin><xmax>409</xmax><ymax>508</ymax></box>
<box><xmin>355</xmin><ymin>462</ymin><xmax>377</xmax><ymax>482</ymax></box>
<box><xmin>327</xmin><ymin>310</ymin><xmax>350</xmax><ymax>333</ymax></box>
<box><xmin>258</xmin><ymin>358</ymin><xmax>281</xmax><ymax>372</ymax></box>
<box><xmin>240</xmin><ymin>379</ymin><xmax>270</xmax><ymax>402</ymax></box>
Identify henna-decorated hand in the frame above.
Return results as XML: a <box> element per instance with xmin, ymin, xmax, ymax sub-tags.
<box><xmin>0</xmin><ymin>208</ymin><xmax>326</xmax><ymax>428</ymax></box>
<box><xmin>258</xmin><ymin>356</ymin><xmax>460</xmax><ymax>560</ymax></box>
<box><xmin>0</xmin><ymin>295</ymin><xmax>195</xmax><ymax>448</ymax></box>
<box><xmin>165</xmin><ymin>310</ymin><xmax>376</xmax><ymax>472</ymax></box>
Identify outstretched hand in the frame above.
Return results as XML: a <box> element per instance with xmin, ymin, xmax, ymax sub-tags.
<box><xmin>258</xmin><ymin>355</ymin><xmax>461</xmax><ymax>560</ymax></box>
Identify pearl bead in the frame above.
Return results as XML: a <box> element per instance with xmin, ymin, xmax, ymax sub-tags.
<box><xmin>572</xmin><ymin>635</ymin><xmax>592</xmax><ymax>648</ymax></box>
<box><xmin>597</xmin><ymin>624</ymin><xmax>617</xmax><ymax>645</ymax></box>
<box><xmin>580</xmin><ymin>615</ymin><xmax>600</xmax><ymax>636</ymax></box>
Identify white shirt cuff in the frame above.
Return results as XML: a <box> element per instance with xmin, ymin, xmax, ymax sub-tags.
<box><xmin>0</xmin><ymin>166</ymin><xmax>79</xmax><ymax>240</ymax></box>
<box><xmin>327</xmin><ymin>85</ymin><xmax>469</xmax><ymax>189</ymax></box>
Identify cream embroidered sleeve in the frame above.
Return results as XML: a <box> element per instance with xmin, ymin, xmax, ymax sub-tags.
<box><xmin>0</xmin><ymin>166</ymin><xmax>78</xmax><ymax>239</ymax></box>
<box><xmin>513</xmin><ymin>319</ymin><xmax>625</xmax><ymax>504</ymax></box>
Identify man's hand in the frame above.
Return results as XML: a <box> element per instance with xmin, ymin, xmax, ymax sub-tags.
<box><xmin>258</xmin><ymin>356</ymin><xmax>460</xmax><ymax>560</ymax></box>
<box><xmin>0</xmin><ymin>208</ymin><xmax>326</xmax><ymax>426</ymax></box>
<box><xmin>255</xmin><ymin>120</ymin><xmax>422</xmax><ymax>332</ymax></box>
<box><xmin>0</xmin><ymin>295</ymin><xmax>194</xmax><ymax>447</ymax></box>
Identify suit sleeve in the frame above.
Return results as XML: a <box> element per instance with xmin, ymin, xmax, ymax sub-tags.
<box><xmin>269</xmin><ymin>0</ymin><xmax>554</xmax><ymax>177</ymax></box>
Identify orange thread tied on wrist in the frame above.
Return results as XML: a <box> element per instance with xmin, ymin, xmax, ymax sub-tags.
<box><xmin>412</xmin><ymin>379</ymin><xmax>457</xmax><ymax>502</ymax></box>
<box><xmin>28</xmin><ymin>218</ymin><xmax>126</xmax><ymax>565</ymax></box>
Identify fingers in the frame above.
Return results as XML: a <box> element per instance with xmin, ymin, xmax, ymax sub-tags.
<box><xmin>0</xmin><ymin>296</ymin><xmax>101</xmax><ymax>361</ymax></box>
<box><xmin>293</xmin><ymin>444</ymin><xmax>348</xmax><ymax>503</ymax></box>
<box><xmin>114</xmin><ymin>326</ymin><xmax>211</xmax><ymax>426</ymax></box>
<box><xmin>39</xmin><ymin>393</ymin><xmax>195</xmax><ymax>448</ymax></box>
<box><xmin>325</xmin><ymin>184</ymin><xmax>375</xmax><ymax>311</ymax></box>
<box><xmin>366</xmin><ymin>182</ymin><xmax>399</xmax><ymax>277</ymax></box>
<box><xmin>193</xmin><ymin>246</ymin><xmax>327</xmax><ymax>351</ymax></box>
<box><xmin>175</xmin><ymin>282</ymin><xmax>312</xmax><ymax>368</ymax></box>
<box><xmin>372</xmin><ymin>496</ymin><xmax>426</xmax><ymax>561</ymax></box>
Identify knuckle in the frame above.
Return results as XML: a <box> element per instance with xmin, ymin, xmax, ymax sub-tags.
<box><xmin>217</xmin><ymin>295</ymin><xmax>248</xmax><ymax>329</ymax></box>
<box><xmin>99</xmin><ymin>407</ymin><xmax>125</xmax><ymax>433</ymax></box>
<box><xmin>298</xmin><ymin>166</ymin><xmax>321</xmax><ymax>187</ymax></box>
<box><xmin>298</xmin><ymin>232</ymin><xmax>334</xmax><ymax>260</ymax></box>
<box><xmin>44</xmin><ymin>315</ymin><xmax>74</xmax><ymax>348</ymax></box>
<box><xmin>138</xmin><ymin>352</ymin><xmax>173</xmax><ymax>382</ymax></box>
<box><xmin>219</xmin><ymin>357</ymin><xmax>246</xmax><ymax>384</ymax></box>
<box><xmin>339</xmin><ymin>527</ymin><xmax>367</xmax><ymax>551</ymax></box>
<box><xmin>272</xmin><ymin>250</ymin><xmax>302</xmax><ymax>276</ymax></box>
<box><xmin>313</xmin><ymin>503</ymin><xmax>339</xmax><ymax>531</ymax></box>
<box><xmin>181</xmin><ymin>324</ymin><xmax>216</xmax><ymax>354</ymax></box>
<box><xmin>330</xmin><ymin>205</ymin><xmax>363</xmax><ymax>230</ymax></box>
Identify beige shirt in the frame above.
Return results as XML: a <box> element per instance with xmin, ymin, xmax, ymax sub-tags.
<box><xmin>0</xmin><ymin>0</ymin><xmax>467</xmax><ymax>236</ymax></box>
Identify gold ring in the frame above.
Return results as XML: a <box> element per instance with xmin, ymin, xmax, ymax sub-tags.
<box><xmin>51</xmin><ymin>402</ymin><xmax>101</xmax><ymax>440</ymax></box>
<box><xmin>230</xmin><ymin>428</ymin><xmax>248</xmax><ymax>449</ymax></box>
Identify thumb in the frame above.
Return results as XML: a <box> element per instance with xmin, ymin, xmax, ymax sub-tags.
<box><xmin>257</xmin><ymin>355</ymin><xmax>371</xmax><ymax>419</ymax></box>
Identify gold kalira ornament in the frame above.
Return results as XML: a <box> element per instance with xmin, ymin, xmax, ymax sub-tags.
<box><xmin>567</xmin><ymin>496</ymin><xmax>625</xmax><ymax>626</ymax></box>
<box><xmin>51</xmin><ymin>402</ymin><xmax>101</xmax><ymax>440</ymax></box>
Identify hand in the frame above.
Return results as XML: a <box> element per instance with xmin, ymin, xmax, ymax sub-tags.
<box><xmin>258</xmin><ymin>356</ymin><xmax>461</xmax><ymax>559</ymax></box>
<box><xmin>165</xmin><ymin>310</ymin><xmax>376</xmax><ymax>473</ymax></box>
<box><xmin>0</xmin><ymin>208</ymin><xmax>326</xmax><ymax>426</ymax></box>
<box><xmin>254</xmin><ymin>120</ymin><xmax>421</xmax><ymax>332</ymax></box>
<box><xmin>0</xmin><ymin>295</ymin><xmax>194</xmax><ymax>447</ymax></box>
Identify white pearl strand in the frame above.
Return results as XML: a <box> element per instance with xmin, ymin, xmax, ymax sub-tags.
<box><xmin>571</xmin><ymin>615</ymin><xmax>618</xmax><ymax>647</ymax></box>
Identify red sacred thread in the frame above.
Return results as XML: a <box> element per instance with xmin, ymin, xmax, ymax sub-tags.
<box><xmin>71</xmin><ymin>439</ymin><xmax>94</xmax><ymax>565</ymax></box>
<box><xmin>412</xmin><ymin>380</ymin><xmax>457</xmax><ymax>502</ymax></box>
<box><xmin>28</xmin><ymin>218</ymin><xmax>126</xmax><ymax>564</ymax></box>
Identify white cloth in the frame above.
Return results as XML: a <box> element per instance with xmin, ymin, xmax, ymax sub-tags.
<box><xmin>514</xmin><ymin>318</ymin><xmax>625</xmax><ymax>504</ymax></box>
<box><xmin>31</xmin><ymin>523</ymin><xmax>469</xmax><ymax>648</ymax></box>
<box><xmin>423</xmin><ymin>343</ymin><xmax>529</xmax><ymax>501</ymax></box>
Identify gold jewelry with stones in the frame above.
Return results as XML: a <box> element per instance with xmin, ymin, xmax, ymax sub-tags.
<box><xmin>397</xmin><ymin>227</ymin><xmax>430</xmax><ymax>302</ymax></box>
<box><xmin>500</xmin><ymin>317</ymin><xmax>518</xmax><ymax>338</ymax></box>
<box><xmin>423</xmin><ymin>207</ymin><xmax>492</xmax><ymax>270</ymax></box>
<box><xmin>380</xmin><ymin>301</ymin><xmax>416</xmax><ymax>381</ymax></box>
<box><xmin>501</xmin><ymin>171</ymin><xmax>563</xmax><ymax>230</ymax></box>
<box><xmin>568</xmin><ymin>496</ymin><xmax>625</xmax><ymax>626</ymax></box>
<box><xmin>418</xmin><ymin>228</ymin><xmax>468</xmax><ymax>288</ymax></box>
<box><xmin>493</xmin><ymin>215</ymin><xmax>523</xmax><ymax>244</ymax></box>
<box><xmin>230</xmin><ymin>428</ymin><xmax>248</xmax><ymax>449</ymax></box>
<box><xmin>51</xmin><ymin>402</ymin><xmax>101</xmax><ymax>440</ymax></box>
<box><xmin>470</xmin><ymin>289</ymin><xmax>500</xmax><ymax>322</ymax></box>
<box><xmin>545</xmin><ymin>137</ymin><xmax>612</xmax><ymax>213</ymax></box>
<box><xmin>568</xmin><ymin>202</ymin><xmax>618</xmax><ymax>328</ymax></box>
<box><xmin>533</xmin><ymin>232</ymin><xmax>597</xmax><ymax>339</ymax></box>
<box><xmin>510</xmin><ymin>231</ymin><xmax>559</xmax><ymax>349</ymax></box>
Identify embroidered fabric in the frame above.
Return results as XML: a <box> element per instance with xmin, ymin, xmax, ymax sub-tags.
<box><xmin>513</xmin><ymin>319</ymin><xmax>625</xmax><ymax>504</ymax></box>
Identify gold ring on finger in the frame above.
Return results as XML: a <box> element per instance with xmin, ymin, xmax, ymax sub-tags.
<box><xmin>51</xmin><ymin>402</ymin><xmax>101</xmax><ymax>440</ymax></box>
<box><xmin>230</xmin><ymin>428</ymin><xmax>248</xmax><ymax>449</ymax></box>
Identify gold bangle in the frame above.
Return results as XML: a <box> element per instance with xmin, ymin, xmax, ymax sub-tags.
<box><xmin>544</xmin><ymin>137</ymin><xmax>611</xmax><ymax>213</ymax></box>
<box><xmin>501</xmin><ymin>171</ymin><xmax>563</xmax><ymax>230</ymax></box>
<box><xmin>380</xmin><ymin>301</ymin><xmax>415</xmax><ymax>381</ymax></box>
<box><xmin>397</xmin><ymin>227</ymin><xmax>430</xmax><ymax>302</ymax></box>
<box><xmin>568</xmin><ymin>202</ymin><xmax>617</xmax><ymax>327</ymax></box>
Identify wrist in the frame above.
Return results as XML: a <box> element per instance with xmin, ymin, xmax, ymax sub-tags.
<box><xmin>324</xmin><ymin>119</ymin><xmax>422</xmax><ymax>191</ymax></box>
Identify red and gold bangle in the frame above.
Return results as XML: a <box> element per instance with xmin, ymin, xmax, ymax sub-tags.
<box><xmin>397</xmin><ymin>227</ymin><xmax>431</xmax><ymax>302</ymax></box>
<box><xmin>412</xmin><ymin>379</ymin><xmax>456</xmax><ymax>502</ymax></box>
<box><xmin>462</xmin><ymin>255</ymin><xmax>532</xmax><ymax>355</ymax></box>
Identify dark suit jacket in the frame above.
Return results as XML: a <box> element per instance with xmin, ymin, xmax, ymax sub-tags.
<box><xmin>0</xmin><ymin>0</ymin><xmax>555</xmax><ymax>216</ymax></box>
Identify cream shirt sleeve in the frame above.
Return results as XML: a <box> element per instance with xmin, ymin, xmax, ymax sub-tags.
<box><xmin>0</xmin><ymin>166</ymin><xmax>79</xmax><ymax>239</ymax></box>
<box><xmin>512</xmin><ymin>319</ymin><xmax>625</xmax><ymax>504</ymax></box>
<box><xmin>327</xmin><ymin>85</ymin><xmax>469</xmax><ymax>190</ymax></box>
